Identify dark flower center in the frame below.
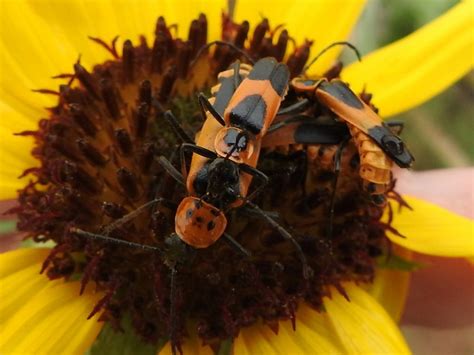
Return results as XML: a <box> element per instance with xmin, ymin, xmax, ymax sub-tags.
<box><xmin>13</xmin><ymin>13</ymin><xmax>402</xmax><ymax>352</ymax></box>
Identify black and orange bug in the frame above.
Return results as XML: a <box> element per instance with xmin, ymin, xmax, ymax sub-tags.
<box><xmin>261</xmin><ymin>41</ymin><xmax>414</xmax><ymax>204</ymax></box>
<box><xmin>182</xmin><ymin>57</ymin><xmax>314</xmax><ymax>275</ymax></box>
<box><xmin>161</xmin><ymin>57</ymin><xmax>311</xmax><ymax>275</ymax></box>
<box><xmin>256</xmin><ymin>41</ymin><xmax>413</xmax><ymax>240</ymax></box>
<box><xmin>288</xmin><ymin>77</ymin><xmax>414</xmax><ymax>200</ymax></box>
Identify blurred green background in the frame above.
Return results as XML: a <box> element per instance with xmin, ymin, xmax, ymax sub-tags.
<box><xmin>353</xmin><ymin>0</ymin><xmax>473</xmax><ymax>170</ymax></box>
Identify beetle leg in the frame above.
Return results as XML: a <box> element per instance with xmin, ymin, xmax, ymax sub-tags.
<box><xmin>223</xmin><ymin>232</ymin><xmax>252</xmax><ymax>257</ymax></box>
<box><xmin>169</xmin><ymin>265</ymin><xmax>179</xmax><ymax>355</ymax></box>
<box><xmin>180</xmin><ymin>143</ymin><xmax>218</xmax><ymax>159</ymax></box>
<box><xmin>303</xmin><ymin>41</ymin><xmax>361</xmax><ymax>74</ymax></box>
<box><xmin>163</xmin><ymin>110</ymin><xmax>194</xmax><ymax>144</ymax></box>
<box><xmin>238</xmin><ymin>206</ymin><xmax>280</xmax><ymax>220</ymax></box>
<box><xmin>276</xmin><ymin>98</ymin><xmax>310</xmax><ymax>116</ymax></box>
<box><xmin>189</xmin><ymin>40</ymin><xmax>255</xmax><ymax>70</ymax></box>
<box><xmin>179</xmin><ymin>142</ymin><xmax>218</xmax><ymax>181</ymax></box>
<box><xmin>238</xmin><ymin>163</ymin><xmax>269</xmax><ymax>202</ymax></box>
<box><xmin>198</xmin><ymin>92</ymin><xmax>226</xmax><ymax>126</ymax></box>
<box><xmin>231</xmin><ymin>60</ymin><xmax>242</xmax><ymax>88</ymax></box>
<box><xmin>327</xmin><ymin>137</ymin><xmax>350</xmax><ymax>239</ymax></box>
<box><xmin>264</xmin><ymin>118</ymin><xmax>349</xmax><ymax>147</ymax></box>
<box><xmin>386</xmin><ymin>120</ymin><xmax>405</xmax><ymax>135</ymax></box>
<box><xmin>103</xmin><ymin>198</ymin><xmax>175</xmax><ymax>235</ymax></box>
<box><xmin>244</xmin><ymin>201</ymin><xmax>313</xmax><ymax>280</ymax></box>
<box><xmin>162</xmin><ymin>233</ymin><xmax>194</xmax><ymax>355</ymax></box>
<box><xmin>156</xmin><ymin>156</ymin><xmax>185</xmax><ymax>186</ymax></box>
<box><xmin>70</xmin><ymin>227</ymin><xmax>164</xmax><ymax>253</ymax></box>
<box><xmin>268</xmin><ymin>114</ymin><xmax>314</xmax><ymax>133</ymax></box>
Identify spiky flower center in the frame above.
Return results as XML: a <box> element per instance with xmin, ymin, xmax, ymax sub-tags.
<box><xmin>14</xmin><ymin>13</ymin><xmax>400</xmax><ymax>350</ymax></box>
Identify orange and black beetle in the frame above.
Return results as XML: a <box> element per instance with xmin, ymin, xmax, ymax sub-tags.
<box><xmin>159</xmin><ymin>57</ymin><xmax>312</xmax><ymax>280</ymax></box>
<box><xmin>288</xmin><ymin>77</ymin><xmax>414</xmax><ymax>200</ymax></box>
<box><xmin>167</xmin><ymin>57</ymin><xmax>310</xmax><ymax>262</ymax></box>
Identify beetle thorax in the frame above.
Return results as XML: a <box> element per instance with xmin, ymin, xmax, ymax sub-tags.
<box><xmin>206</xmin><ymin>158</ymin><xmax>241</xmax><ymax>208</ymax></box>
<box><xmin>214</xmin><ymin>126</ymin><xmax>255</xmax><ymax>163</ymax></box>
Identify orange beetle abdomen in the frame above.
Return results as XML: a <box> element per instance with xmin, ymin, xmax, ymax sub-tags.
<box><xmin>175</xmin><ymin>197</ymin><xmax>227</xmax><ymax>249</ymax></box>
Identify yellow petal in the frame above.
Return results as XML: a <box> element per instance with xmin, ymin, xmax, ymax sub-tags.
<box><xmin>231</xmin><ymin>324</ymin><xmax>278</xmax><ymax>355</ymax></box>
<box><xmin>368</xmin><ymin>268</ymin><xmax>411</xmax><ymax>323</ymax></box>
<box><xmin>234</xmin><ymin>304</ymin><xmax>343</xmax><ymax>354</ymax></box>
<box><xmin>169</xmin><ymin>301</ymin><xmax>340</xmax><ymax>354</ymax></box>
<box><xmin>0</xmin><ymin>248</ymin><xmax>50</xmax><ymax>278</ymax></box>
<box><xmin>342</xmin><ymin>0</ymin><xmax>474</xmax><ymax>117</ymax></box>
<box><xmin>387</xmin><ymin>195</ymin><xmax>474</xmax><ymax>257</ymax></box>
<box><xmin>0</xmin><ymin>261</ymin><xmax>59</xmax><ymax>326</ymax></box>
<box><xmin>0</xmin><ymin>280</ymin><xmax>104</xmax><ymax>354</ymax></box>
<box><xmin>1</xmin><ymin>0</ymin><xmax>225</xmax><ymax>119</ymax></box>
<box><xmin>0</xmin><ymin>101</ymin><xmax>39</xmax><ymax>200</ymax></box>
<box><xmin>291</xmin><ymin>303</ymin><xmax>345</xmax><ymax>353</ymax></box>
<box><xmin>234</xmin><ymin>0</ymin><xmax>367</xmax><ymax>73</ymax></box>
<box><xmin>324</xmin><ymin>283</ymin><xmax>411</xmax><ymax>354</ymax></box>
<box><xmin>368</xmin><ymin>247</ymin><xmax>412</xmax><ymax>322</ymax></box>
<box><xmin>0</xmin><ymin>249</ymin><xmax>51</xmax><ymax>337</ymax></box>
<box><xmin>26</xmin><ymin>0</ymin><xmax>225</xmax><ymax>54</ymax></box>
<box><xmin>0</xmin><ymin>1</ymin><xmax>80</xmax><ymax>112</ymax></box>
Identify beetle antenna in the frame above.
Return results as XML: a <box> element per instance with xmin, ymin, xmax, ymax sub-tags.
<box><xmin>303</xmin><ymin>41</ymin><xmax>362</xmax><ymax>74</ymax></box>
<box><xmin>169</xmin><ymin>266</ymin><xmax>180</xmax><ymax>355</ymax></box>
<box><xmin>244</xmin><ymin>201</ymin><xmax>313</xmax><ymax>279</ymax></box>
<box><xmin>101</xmin><ymin>198</ymin><xmax>165</xmax><ymax>235</ymax></box>
<box><xmin>70</xmin><ymin>228</ymin><xmax>164</xmax><ymax>254</ymax></box>
<box><xmin>223</xmin><ymin>232</ymin><xmax>252</xmax><ymax>257</ymax></box>
<box><xmin>189</xmin><ymin>40</ymin><xmax>255</xmax><ymax>69</ymax></box>
<box><xmin>198</xmin><ymin>92</ymin><xmax>226</xmax><ymax>126</ymax></box>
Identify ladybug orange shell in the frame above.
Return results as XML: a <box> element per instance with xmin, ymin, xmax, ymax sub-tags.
<box><xmin>175</xmin><ymin>197</ymin><xmax>227</xmax><ymax>248</ymax></box>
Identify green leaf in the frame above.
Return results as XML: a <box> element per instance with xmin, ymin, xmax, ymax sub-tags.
<box><xmin>88</xmin><ymin>316</ymin><xmax>165</xmax><ymax>355</ymax></box>
<box><xmin>20</xmin><ymin>238</ymin><xmax>56</xmax><ymax>249</ymax></box>
<box><xmin>0</xmin><ymin>220</ymin><xmax>17</xmax><ymax>234</ymax></box>
<box><xmin>217</xmin><ymin>339</ymin><xmax>233</xmax><ymax>355</ymax></box>
<box><xmin>376</xmin><ymin>254</ymin><xmax>425</xmax><ymax>271</ymax></box>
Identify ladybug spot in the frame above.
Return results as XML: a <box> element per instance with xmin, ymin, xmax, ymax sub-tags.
<box><xmin>186</xmin><ymin>208</ymin><xmax>193</xmax><ymax>218</ymax></box>
<box><xmin>207</xmin><ymin>220</ymin><xmax>215</xmax><ymax>231</ymax></box>
<box><xmin>194</xmin><ymin>200</ymin><xmax>203</xmax><ymax>209</ymax></box>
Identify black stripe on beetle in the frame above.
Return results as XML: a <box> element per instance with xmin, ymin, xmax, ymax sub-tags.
<box><xmin>214</xmin><ymin>75</ymin><xmax>240</xmax><ymax>115</ymax></box>
<box><xmin>293</xmin><ymin>122</ymin><xmax>349</xmax><ymax>145</ymax></box>
<box><xmin>207</xmin><ymin>220</ymin><xmax>216</xmax><ymax>231</ymax></box>
<box><xmin>318</xmin><ymin>81</ymin><xmax>363</xmax><ymax>109</ymax></box>
<box><xmin>247</xmin><ymin>58</ymin><xmax>290</xmax><ymax>97</ymax></box>
<box><xmin>229</xmin><ymin>94</ymin><xmax>267</xmax><ymax>134</ymax></box>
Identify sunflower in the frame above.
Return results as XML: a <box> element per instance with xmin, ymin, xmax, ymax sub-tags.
<box><xmin>0</xmin><ymin>0</ymin><xmax>473</xmax><ymax>354</ymax></box>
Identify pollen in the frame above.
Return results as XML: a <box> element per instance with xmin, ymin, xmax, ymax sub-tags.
<box><xmin>13</xmin><ymin>13</ymin><xmax>403</xmax><ymax>351</ymax></box>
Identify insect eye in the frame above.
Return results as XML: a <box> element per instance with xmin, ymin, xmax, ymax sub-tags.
<box><xmin>225</xmin><ymin>186</ymin><xmax>236</xmax><ymax>195</ymax></box>
<box><xmin>382</xmin><ymin>135</ymin><xmax>404</xmax><ymax>155</ymax></box>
